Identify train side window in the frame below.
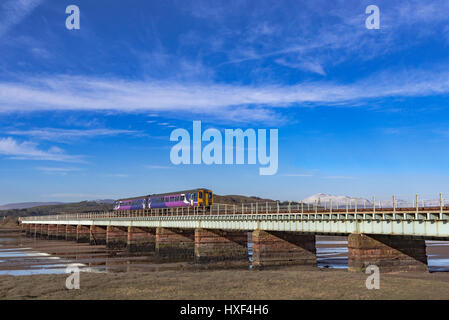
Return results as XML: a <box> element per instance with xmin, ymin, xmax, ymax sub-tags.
<box><xmin>199</xmin><ymin>192</ymin><xmax>203</xmax><ymax>199</ymax></box>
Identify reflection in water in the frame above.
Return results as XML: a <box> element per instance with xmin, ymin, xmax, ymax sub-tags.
<box><xmin>426</xmin><ymin>241</ymin><xmax>449</xmax><ymax>272</ymax></box>
<box><xmin>315</xmin><ymin>239</ymin><xmax>449</xmax><ymax>272</ymax></box>
<box><xmin>1</xmin><ymin>229</ymin><xmax>449</xmax><ymax>275</ymax></box>
<box><xmin>249</xmin><ymin>237</ymin><xmax>449</xmax><ymax>272</ymax></box>
<box><xmin>0</xmin><ymin>230</ymin><xmax>160</xmax><ymax>276</ymax></box>
<box><xmin>316</xmin><ymin>237</ymin><xmax>348</xmax><ymax>270</ymax></box>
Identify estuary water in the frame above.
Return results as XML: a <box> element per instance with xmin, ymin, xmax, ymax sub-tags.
<box><xmin>1</xmin><ymin>228</ymin><xmax>449</xmax><ymax>276</ymax></box>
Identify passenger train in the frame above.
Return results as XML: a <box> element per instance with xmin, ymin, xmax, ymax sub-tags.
<box><xmin>113</xmin><ymin>188</ymin><xmax>213</xmax><ymax>211</ymax></box>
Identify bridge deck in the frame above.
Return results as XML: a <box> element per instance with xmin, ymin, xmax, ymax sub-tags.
<box><xmin>20</xmin><ymin>205</ymin><xmax>449</xmax><ymax>239</ymax></box>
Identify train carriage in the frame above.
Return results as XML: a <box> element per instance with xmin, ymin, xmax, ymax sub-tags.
<box><xmin>113</xmin><ymin>196</ymin><xmax>147</xmax><ymax>211</ymax></box>
<box><xmin>113</xmin><ymin>188</ymin><xmax>213</xmax><ymax>211</ymax></box>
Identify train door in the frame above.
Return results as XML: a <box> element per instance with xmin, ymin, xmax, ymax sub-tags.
<box><xmin>201</xmin><ymin>190</ymin><xmax>212</xmax><ymax>206</ymax></box>
<box><xmin>198</xmin><ymin>190</ymin><xmax>203</xmax><ymax>206</ymax></box>
<box><xmin>207</xmin><ymin>192</ymin><xmax>213</xmax><ymax>206</ymax></box>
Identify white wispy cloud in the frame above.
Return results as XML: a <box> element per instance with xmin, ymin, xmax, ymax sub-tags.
<box><xmin>36</xmin><ymin>166</ymin><xmax>83</xmax><ymax>175</ymax></box>
<box><xmin>282</xmin><ymin>174</ymin><xmax>314</xmax><ymax>177</ymax></box>
<box><xmin>0</xmin><ymin>0</ymin><xmax>44</xmax><ymax>38</ymax></box>
<box><xmin>275</xmin><ymin>58</ymin><xmax>326</xmax><ymax>76</ymax></box>
<box><xmin>0</xmin><ymin>137</ymin><xmax>83</xmax><ymax>162</ymax></box>
<box><xmin>104</xmin><ymin>173</ymin><xmax>129</xmax><ymax>178</ymax></box>
<box><xmin>6</xmin><ymin>128</ymin><xmax>139</xmax><ymax>141</ymax></box>
<box><xmin>195</xmin><ymin>1</ymin><xmax>449</xmax><ymax>74</ymax></box>
<box><xmin>0</xmin><ymin>68</ymin><xmax>449</xmax><ymax>122</ymax></box>
<box><xmin>145</xmin><ymin>165</ymin><xmax>173</xmax><ymax>169</ymax></box>
<box><xmin>46</xmin><ymin>193</ymin><xmax>112</xmax><ymax>199</ymax></box>
<box><xmin>323</xmin><ymin>176</ymin><xmax>355</xmax><ymax>180</ymax></box>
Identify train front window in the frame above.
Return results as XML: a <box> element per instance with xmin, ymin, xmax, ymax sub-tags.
<box><xmin>199</xmin><ymin>192</ymin><xmax>203</xmax><ymax>199</ymax></box>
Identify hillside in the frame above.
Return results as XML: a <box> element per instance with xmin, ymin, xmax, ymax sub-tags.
<box><xmin>0</xmin><ymin>201</ymin><xmax>114</xmax><ymax>218</ymax></box>
<box><xmin>0</xmin><ymin>193</ymin><xmax>331</xmax><ymax>219</ymax></box>
<box><xmin>0</xmin><ymin>202</ymin><xmax>64</xmax><ymax>210</ymax></box>
<box><xmin>214</xmin><ymin>194</ymin><xmax>276</xmax><ymax>204</ymax></box>
<box><xmin>0</xmin><ymin>194</ymin><xmax>280</xmax><ymax>218</ymax></box>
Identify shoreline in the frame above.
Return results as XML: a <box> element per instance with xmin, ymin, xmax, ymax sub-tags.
<box><xmin>2</xmin><ymin>267</ymin><xmax>449</xmax><ymax>299</ymax></box>
<box><xmin>2</xmin><ymin>226</ymin><xmax>449</xmax><ymax>299</ymax></box>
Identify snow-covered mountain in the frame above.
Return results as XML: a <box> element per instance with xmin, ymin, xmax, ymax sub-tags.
<box><xmin>302</xmin><ymin>193</ymin><xmax>371</xmax><ymax>207</ymax></box>
<box><xmin>300</xmin><ymin>193</ymin><xmax>440</xmax><ymax>208</ymax></box>
<box><xmin>93</xmin><ymin>199</ymin><xmax>115</xmax><ymax>204</ymax></box>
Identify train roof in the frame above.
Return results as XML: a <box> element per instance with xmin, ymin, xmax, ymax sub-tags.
<box><xmin>115</xmin><ymin>195</ymin><xmax>149</xmax><ymax>201</ymax></box>
<box><xmin>148</xmin><ymin>188</ymin><xmax>212</xmax><ymax>197</ymax></box>
<box><xmin>116</xmin><ymin>188</ymin><xmax>212</xmax><ymax>201</ymax></box>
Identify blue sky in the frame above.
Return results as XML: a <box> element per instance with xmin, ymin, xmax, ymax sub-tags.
<box><xmin>1</xmin><ymin>0</ymin><xmax>449</xmax><ymax>203</ymax></box>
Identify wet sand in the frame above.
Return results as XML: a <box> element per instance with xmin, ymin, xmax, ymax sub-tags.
<box><xmin>0</xmin><ymin>228</ymin><xmax>233</xmax><ymax>275</ymax></box>
<box><xmin>3</xmin><ymin>266</ymin><xmax>449</xmax><ymax>299</ymax></box>
<box><xmin>2</xmin><ymin>227</ymin><xmax>449</xmax><ymax>299</ymax></box>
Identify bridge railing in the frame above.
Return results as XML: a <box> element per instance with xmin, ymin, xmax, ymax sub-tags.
<box><xmin>19</xmin><ymin>193</ymin><xmax>449</xmax><ymax>222</ymax></box>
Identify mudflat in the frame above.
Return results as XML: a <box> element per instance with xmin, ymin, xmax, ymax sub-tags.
<box><xmin>2</xmin><ymin>225</ymin><xmax>449</xmax><ymax>300</ymax></box>
<box><xmin>2</xmin><ymin>267</ymin><xmax>449</xmax><ymax>300</ymax></box>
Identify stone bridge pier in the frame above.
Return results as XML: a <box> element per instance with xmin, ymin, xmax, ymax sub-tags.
<box><xmin>106</xmin><ymin>226</ymin><xmax>128</xmax><ymax>249</ymax></box>
<box><xmin>127</xmin><ymin>227</ymin><xmax>156</xmax><ymax>252</ymax></box>
<box><xmin>47</xmin><ymin>224</ymin><xmax>59</xmax><ymax>239</ymax></box>
<box><xmin>90</xmin><ymin>226</ymin><xmax>107</xmax><ymax>245</ymax></box>
<box><xmin>66</xmin><ymin>225</ymin><xmax>77</xmax><ymax>241</ymax></box>
<box><xmin>155</xmin><ymin>227</ymin><xmax>195</xmax><ymax>262</ymax></box>
<box><xmin>24</xmin><ymin>223</ymin><xmax>33</xmax><ymax>236</ymax></box>
<box><xmin>76</xmin><ymin>225</ymin><xmax>90</xmax><ymax>243</ymax></box>
<box><xmin>55</xmin><ymin>224</ymin><xmax>66</xmax><ymax>240</ymax></box>
<box><xmin>31</xmin><ymin>224</ymin><xmax>39</xmax><ymax>237</ymax></box>
<box><xmin>21</xmin><ymin>223</ymin><xmax>29</xmax><ymax>234</ymax></box>
<box><xmin>348</xmin><ymin>233</ymin><xmax>428</xmax><ymax>272</ymax></box>
<box><xmin>195</xmin><ymin>228</ymin><xmax>249</xmax><ymax>263</ymax></box>
<box><xmin>251</xmin><ymin>230</ymin><xmax>316</xmax><ymax>268</ymax></box>
<box><xmin>39</xmin><ymin>224</ymin><xmax>49</xmax><ymax>239</ymax></box>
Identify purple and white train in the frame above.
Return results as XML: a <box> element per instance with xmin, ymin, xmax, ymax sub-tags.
<box><xmin>113</xmin><ymin>188</ymin><xmax>213</xmax><ymax>211</ymax></box>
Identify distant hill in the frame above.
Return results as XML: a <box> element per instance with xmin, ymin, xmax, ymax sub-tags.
<box><xmin>0</xmin><ymin>195</ymin><xmax>278</xmax><ymax>218</ymax></box>
<box><xmin>0</xmin><ymin>201</ymin><xmax>114</xmax><ymax>218</ymax></box>
<box><xmin>0</xmin><ymin>194</ymin><xmax>349</xmax><ymax>218</ymax></box>
<box><xmin>0</xmin><ymin>202</ymin><xmax>64</xmax><ymax>211</ymax></box>
<box><xmin>214</xmin><ymin>194</ymin><xmax>276</xmax><ymax>204</ymax></box>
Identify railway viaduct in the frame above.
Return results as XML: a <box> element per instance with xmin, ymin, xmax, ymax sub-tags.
<box><xmin>19</xmin><ymin>202</ymin><xmax>449</xmax><ymax>272</ymax></box>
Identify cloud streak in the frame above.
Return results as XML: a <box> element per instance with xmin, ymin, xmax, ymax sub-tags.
<box><xmin>36</xmin><ymin>166</ymin><xmax>83</xmax><ymax>175</ymax></box>
<box><xmin>7</xmin><ymin>128</ymin><xmax>139</xmax><ymax>141</ymax></box>
<box><xmin>1</xmin><ymin>68</ymin><xmax>449</xmax><ymax>122</ymax></box>
<box><xmin>0</xmin><ymin>137</ymin><xmax>83</xmax><ymax>162</ymax></box>
<box><xmin>0</xmin><ymin>0</ymin><xmax>44</xmax><ymax>38</ymax></box>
